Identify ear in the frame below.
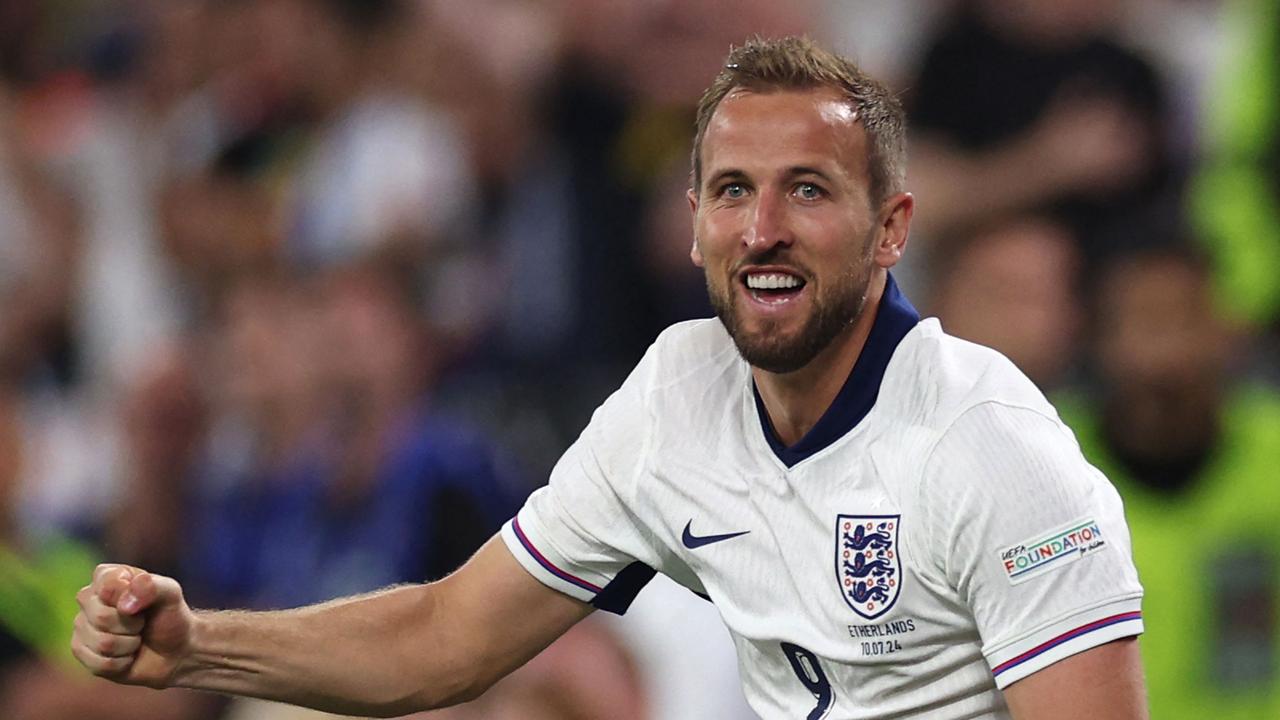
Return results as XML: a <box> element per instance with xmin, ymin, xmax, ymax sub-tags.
<box><xmin>688</xmin><ymin>188</ymin><xmax>705</xmax><ymax>267</ymax></box>
<box><xmin>873</xmin><ymin>192</ymin><xmax>913</xmax><ymax>269</ymax></box>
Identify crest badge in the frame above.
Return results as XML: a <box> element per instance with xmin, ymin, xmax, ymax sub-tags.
<box><xmin>835</xmin><ymin>514</ymin><xmax>902</xmax><ymax>620</ymax></box>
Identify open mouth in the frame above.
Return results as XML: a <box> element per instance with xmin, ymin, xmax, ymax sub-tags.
<box><xmin>742</xmin><ymin>271</ymin><xmax>807</xmax><ymax>305</ymax></box>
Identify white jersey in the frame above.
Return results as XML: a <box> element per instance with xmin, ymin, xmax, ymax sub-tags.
<box><xmin>501</xmin><ymin>278</ymin><xmax>1143</xmax><ymax>719</ymax></box>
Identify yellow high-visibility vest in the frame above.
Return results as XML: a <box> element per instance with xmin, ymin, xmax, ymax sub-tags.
<box><xmin>1057</xmin><ymin>388</ymin><xmax>1280</xmax><ymax>719</ymax></box>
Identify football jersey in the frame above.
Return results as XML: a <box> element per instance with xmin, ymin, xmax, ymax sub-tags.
<box><xmin>501</xmin><ymin>277</ymin><xmax>1144</xmax><ymax>719</ymax></box>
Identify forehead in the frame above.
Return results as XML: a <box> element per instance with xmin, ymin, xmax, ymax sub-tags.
<box><xmin>701</xmin><ymin>87</ymin><xmax>867</xmax><ymax>182</ymax></box>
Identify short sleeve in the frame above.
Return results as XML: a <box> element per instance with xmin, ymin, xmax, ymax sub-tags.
<box><xmin>921</xmin><ymin>402</ymin><xmax>1144</xmax><ymax>689</ymax></box>
<box><xmin>500</xmin><ymin>344</ymin><xmax>662</xmax><ymax>614</ymax></box>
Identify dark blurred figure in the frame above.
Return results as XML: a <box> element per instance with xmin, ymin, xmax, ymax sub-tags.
<box><xmin>908</xmin><ymin>0</ymin><xmax>1177</xmax><ymax>266</ymax></box>
<box><xmin>1056</xmin><ymin>246</ymin><xmax>1280</xmax><ymax>719</ymax></box>
<box><xmin>106</xmin><ymin>346</ymin><xmax>208</xmax><ymax>575</ymax></box>
<box><xmin>183</xmin><ymin>263</ymin><xmax>521</xmax><ymax>612</ymax></box>
<box><xmin>930</xmin><ymin>216</ymin><xmax>1083</xmax><ymax>390</ymax></box>
<box><xmin>158</xmin><ymin>132</ymin><xmax>284</xmax><ymax>324</ymax></box>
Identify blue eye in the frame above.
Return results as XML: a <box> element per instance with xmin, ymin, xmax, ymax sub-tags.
<box><xmin>722</xmin><ymin>183</ymin><xmax>746</xmax><ymax>199</ymax></box>
<box><xmin>796</xmin><ymin>183</ymin><xmax>823</xmax><ymax>200</ymax></box>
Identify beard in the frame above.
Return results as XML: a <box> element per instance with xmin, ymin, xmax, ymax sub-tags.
<box><xmin>706</xmin><ymin>252</ymin><xmax>873</xmax><ymax>374</ymax></box>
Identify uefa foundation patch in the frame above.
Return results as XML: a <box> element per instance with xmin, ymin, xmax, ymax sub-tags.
<box><xmin>998</xmin><ymin>518</ymin><xmax>1107</xmax><ymax>585</ymax></box>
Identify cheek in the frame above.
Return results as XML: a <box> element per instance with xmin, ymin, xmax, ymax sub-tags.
<box><xmin>695</xmin><ymin>213</ymin><xmax>741</xmax><ymax>261</ymax></box>
<box><xmin>796</xmin><ymin>208</ymin><xmax>867</xmax><ymax>246</ymax></box>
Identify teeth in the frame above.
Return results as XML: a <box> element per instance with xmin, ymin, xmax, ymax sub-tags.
<box><xmin>746</xmin><ymin>273</ymin><xmax>802</xmax><ymax>290</ymax></box>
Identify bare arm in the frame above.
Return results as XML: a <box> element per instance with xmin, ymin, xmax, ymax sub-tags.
<box><xmin>1002</xmin><ymin>638</ymin><xmax>1148</xmax><ymax>720</ymax></box>
<box><xmin>71</xmin><ymin>536</ymin><xmax>593</xmax><ymax>718</ymax></box>
<box><xmin>911</xmin><ymin>96</ymin><xmax>1149</xmax><ymax>238</ymax></box>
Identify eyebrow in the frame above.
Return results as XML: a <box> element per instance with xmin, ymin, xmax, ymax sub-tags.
<box><xmin>704</xmin><ymin>169</ymin><xmax>749</xmax><ymax>190</ymax></box>
<box><xmin>704</xmin><ymin>166</ymin><xmax>838</xmax><ymax>190</ymax></box>
<box><xmin>786</xmin><ymin>166</ymin><xmax>837</xmax><ymax>184</ymax></box>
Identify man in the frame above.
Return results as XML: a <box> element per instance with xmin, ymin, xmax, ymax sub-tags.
<box><xmin>72</xmin><ymin>37</ymin><xmax>1147</xmax><ymax>719</ymax></box>
<box><xmin>1054</xmin><ymin>245</ymin><xmax>1280</xmax><ymax>719</ymax></box>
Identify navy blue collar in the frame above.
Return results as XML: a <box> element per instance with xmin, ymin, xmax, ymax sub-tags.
<box><xmin>753</xmin><ymin>274</ymin><xmax>920</xmax><ymax>468</ymax></box>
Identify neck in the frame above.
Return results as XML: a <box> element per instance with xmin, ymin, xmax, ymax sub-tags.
<box><xmin>753</xmin><ymin>271</ymin><xmax>887</xmax><ymax>447</ymax></box>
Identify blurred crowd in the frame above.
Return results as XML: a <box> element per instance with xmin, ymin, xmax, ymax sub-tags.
<box><xmin>0</xmin><ymin>0</ymin><xmax>1277</xmax><ymax>718</ymax></box>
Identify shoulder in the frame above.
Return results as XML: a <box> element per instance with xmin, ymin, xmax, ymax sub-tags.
<box><xmin>628</xmin><ymin>319</ymin><xmax>744</xmax><ymax>405</ymax></box>
<box><xmin>647</xmin><ymin>319</ymin><xmax>739</xmax><ymax>377</ymax></box>
<box><xmin>884</xmin><ymin>318</ymin><xmax>1060</xmax><ymax>436</ymax></box>
<box><xmin>582</xmin><ymin>319</ymin><xmax>743</xmax><ymax>451</ymax></box>
<box><xmin>897</xmin><ymin>326</ymin><xmax>1118</xmax><ymax>527</ymax></box>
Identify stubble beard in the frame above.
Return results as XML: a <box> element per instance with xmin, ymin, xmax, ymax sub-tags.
<box><xmin>707</xmin><ymin>258</ymin><xmax>873</xmax><ymax>375</ymax></box>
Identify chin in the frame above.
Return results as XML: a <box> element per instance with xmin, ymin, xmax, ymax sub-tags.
<box><xmin>732</xmin><ymin>329</ymin><xmax>821</xmax><ymax>374</ymax></box>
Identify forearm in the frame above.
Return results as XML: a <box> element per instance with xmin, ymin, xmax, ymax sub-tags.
<box><xmin>73</xmin><ymin>539</ymin><xmax>588</xmax><ymax>715</ymax></box>
<box><xmin>910</xmin><ymin>137</ymin><xmax>1059</xmax><ymax>236</ymax></box>
<box><xmin>174</xmin><ymin>585</ymin><xmax>477</xmax><ymax>717</ymax></box>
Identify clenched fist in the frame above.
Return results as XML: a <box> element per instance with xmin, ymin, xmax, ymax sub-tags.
<box><xmin>71</xmin><ymin>564</ymin><xmax>196</xmax><ymax>688</ymax></box>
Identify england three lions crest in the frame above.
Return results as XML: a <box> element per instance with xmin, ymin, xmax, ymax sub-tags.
<box><xmin>836</xmin><ymin>514</ymin><xmax>901</xmax><ymax>620</ymax></box>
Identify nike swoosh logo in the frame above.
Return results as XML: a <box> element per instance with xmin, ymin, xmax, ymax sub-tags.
<box><xmin>682</xmin><ymin>520</ymin><xmax>750</xmax><ymax>549</ymax></box>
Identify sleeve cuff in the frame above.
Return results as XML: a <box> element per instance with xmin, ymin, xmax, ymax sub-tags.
<box><xmin>986</xmin><ymin>596</ymin><xmax>1144</xmax><ymax>689</ymax></box>
<box><xmin>500</xmin><ymin>516</ymin><xmax>603</xmax><ymax>604</ymax></box>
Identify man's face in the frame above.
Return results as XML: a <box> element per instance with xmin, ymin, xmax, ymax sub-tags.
<box><xmin>689</xmin><ymin>87</ymin><xmax>883</xmax><ymax>374</ymax></box>
<box><xmin>1098</xmin><ymin>258</ymin><xmax>1227</xmax><ymax>391</ymax></box>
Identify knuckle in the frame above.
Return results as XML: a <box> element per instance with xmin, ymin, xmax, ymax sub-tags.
<box><xmin>104</xmin><ymin>654</ymin><xmax>133</xmax><ymax>675</ymax></box>
<box><xmin>96</xmin><ymin>635</ymin><xmax>117</xmax><ymax>656</ymax></box>
<box><xmin>70</xmin><ymin>640</ymin><xmax>95</xmax><ymax>669</ymax></box>
<box><xmin>90</xmin><ymin>606</ymin><xmax>117</xmax><ymax>630</ymax></box>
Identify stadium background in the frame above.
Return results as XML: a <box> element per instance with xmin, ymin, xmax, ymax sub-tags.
<box><xmin>1</xmin><ymin>0</ymin><xmax>1277</xmax><ymax>718</ymax></box>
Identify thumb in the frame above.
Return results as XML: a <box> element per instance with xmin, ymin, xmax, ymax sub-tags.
<box><xmin>117</xmin><ymin>572</ymin><xmax>180</xmax><ymax>616</ymax></box>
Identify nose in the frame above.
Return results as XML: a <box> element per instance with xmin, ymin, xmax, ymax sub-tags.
<box><xmin>744</xmin><ymin>187</ymin><xmax>792</xmax><ymax>253</ymax></box>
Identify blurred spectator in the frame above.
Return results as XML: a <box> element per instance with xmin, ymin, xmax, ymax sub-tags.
<box><xmin>0</xmin><ymin>106</ymin><xmax>81</xmax><ymax>394</ymax></box>
<box><xmin>157</xmin><ymin>133</ymin><xmax>283</xmax><ymax>328</ymax></box>
<box><xmin>104</xmin><ymin>345</ymin><xmax>207</xmax><ymax>575</ymax></box>
<box><xmin>0</xmin><ymin>374</ymin><xmax>218</xmax><ymax>720</ymax></box>
<box><xmin>907</xmin><ymin>0</ymin><xmax>1177</xmax><ymax>267</ymax></box>
<box><xmin>284</xmin><ymin>0</ymin><xmax>478</xmax><ymax>274</ymax></box>
<box><xmin>183</xmin><ymin>263</ymin><xmax>521</xmax><ymax>611</ymax></box>
<box><xmin>0</xmin><ymin>131</ymin><xmax>122</xmax><ymax>548</ymax></box>
<box><xmin>929</xmin><ymin>216</ymin><xmax>1083</xmax><ymax>390</ymax></box>
<box><xmin>1056</xmin><ymin>245</ymin><xmax>1280</xmax><ymax>719</ymax></box>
